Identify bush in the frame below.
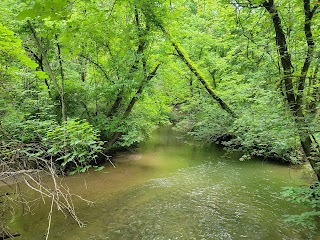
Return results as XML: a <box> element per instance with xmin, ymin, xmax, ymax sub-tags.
<box><xmin>225</xmin><ymin>91</ymin><xmax>301</xmax><ymax>162</ymax></box>
<box><xmin>176</xmin><ymin>88</ymin><xmax>302</xmax><ymax>162</ymax></box>
<box><xmin>43</xmin><ymin>119</ymin><xmax>104</xmax><ymax>174</ymax></box>
<box><xmin>174</xmin><ymin>94</ymin><xmax>234</xmax><ymax>143</ymax></box>
<box><xmin>281</xmin><ymin>182</ymin><xmax>320</xmax><ymax>228</ymax></box>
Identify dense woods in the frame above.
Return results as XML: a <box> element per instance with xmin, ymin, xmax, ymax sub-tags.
<box><xmin>1</xmin><ymin>0</ymin><xmax>320</xmax><ymax>238</ymax></box>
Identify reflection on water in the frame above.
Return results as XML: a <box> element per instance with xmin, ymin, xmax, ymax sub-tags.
<box><xmin>9</xmin><ymin>127</ymin><xmax>320</xmax><ymax>239</ymax></box>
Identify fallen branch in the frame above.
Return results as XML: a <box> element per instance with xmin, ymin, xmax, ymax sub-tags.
<box><xmin>101</xmin><ymin>153</ymin><xmax>116</xmax><ymax>168</ymax></box>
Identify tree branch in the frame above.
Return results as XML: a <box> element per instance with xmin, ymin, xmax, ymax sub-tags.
<box><xmin>79</xmin><ymin>54</ymin><xmax>114</xmax><ymax>84</ymax></box>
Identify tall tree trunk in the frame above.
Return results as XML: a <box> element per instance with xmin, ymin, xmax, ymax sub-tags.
<box><xmin>308</xmin><ymin>55</ymin><xmax>320</xmax><ymax>112</ymax></box>
<box><xmin>263</xmin><ymin>0</ymin><xmax>320</xmax><ymax>180</ymax></box>
<box><xmin>263</xmin><ymin>0</ymin><xmax>296</xmax><ymax>109</ymax></box>
<box><xmin>105</xmin><ymin>8</ymin><xmax>153</xmax><ymax>148</ymax></box>
<box><xmin>295</xmin><ymin>0</ymin><xmax>317</xmax><ymax>117</ymax></box>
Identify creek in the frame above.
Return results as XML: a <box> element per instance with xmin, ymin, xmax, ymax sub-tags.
<box><xmin>9</xmin><ymin>127</ymin><xmax>320</xmax><ymax>239</ymax></box>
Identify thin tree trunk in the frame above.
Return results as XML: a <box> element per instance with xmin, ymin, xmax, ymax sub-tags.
<box><xmin>106</xmin><ymin>64</ymin><xmax>161</xmax><ymax>149</ymax></box>
<box><xmin>79</xmin><ymin>54</ymin><xmax>113</xmax><ymax>83</ymax></box>
<box><xmin>308</xmin><ymin>55</ymin><xmax>320</xmax><ymax>112</ymax></box>
<box><xmin>25</xmin><ymin>46</ymin><xmax>53</xmax><ymax>99</ymax></box>
<box><xmin>124</xmin><ymin>64</ymin><xmax>160</xmax><ymax>117</ymax></box>
<box><xmin>27</xmin><ymin>20</ymin><xmax>66</xmax><ymax>123</ymax></box>
<box><xmin>107</xmin><ymin>7</ymin><xmax>149</xmax><ymax>119</ymax></box>
<box><xmin>56</xmin><ymin>36</ymin><xmax>67</xmax><ymax>122</ymax></box>
<box><xmin>295</xmin><ymin>0</ymin><xmax>318</xmax><ymax>116</ymax></box>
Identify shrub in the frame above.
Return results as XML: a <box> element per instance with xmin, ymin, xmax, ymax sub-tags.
<box><xmin>43</xmin><ymin>119</ymin><xmax>104</xmax><ymax>174</ymax></box>
<box><xmin>281</xmin><ymin>182</ymin><xmax>320</xmax><ymax>228</ymax></box>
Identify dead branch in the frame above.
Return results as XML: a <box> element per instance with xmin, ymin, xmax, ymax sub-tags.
<box><xmin>0</xmin><ymin>137</ymin><xmax>92</xmax><ymax>238</ymax></box>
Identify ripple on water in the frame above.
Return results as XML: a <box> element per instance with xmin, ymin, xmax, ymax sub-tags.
<box><xmin>96</xmin><ymin>162</ymin><xmax>316</xmax><ymax>240</ymax></box>
<box><xmin>9</xmin><ymin>128</ymin><xmax>319</xmax><ymax>240</ymax></box>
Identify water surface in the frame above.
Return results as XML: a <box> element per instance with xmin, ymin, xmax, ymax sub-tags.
<box><xmin>10</xmin><ymin>127</ymin><xmax>320</xmax><ymax>239</ymax></box>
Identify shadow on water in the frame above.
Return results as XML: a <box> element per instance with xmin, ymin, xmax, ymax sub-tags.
<box><xmin>8</xmin><ymin>127</ymin><xmax>320</xmax><ymax>239</ymax></box>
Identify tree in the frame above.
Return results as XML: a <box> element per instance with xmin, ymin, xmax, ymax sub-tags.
<box><xmin>233</xmin><ymin>0</ymin><xmax>320</xmax><ymax>179</ymax></box>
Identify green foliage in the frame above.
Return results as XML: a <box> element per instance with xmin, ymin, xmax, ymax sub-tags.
<box><xmin>43</xmin><ymin>119</ymin><xmax>104</xmax><ymax>174</ymax></box>
<box><xmin>226</xmin><ymin>90</ymin><xmax>301</xmax><ymax>161</ymax></box>
<box><xmin>0</xmin><ymin>89</ymin><xmax>56</xmax><ymax>142</ymax></box>
<box><xmin>1</xmin><ymin>0</ymin><xmax>320</xmax><ymax>234</ymax></box>
<box><xmin>0</xmin><ymin>87</ymin><xmax>103</xmax><ymax>174</ymax></box>
<box><xmin>281</xmin><ymin>182</ymin><xmax>320</xmax><ymax>228</ymax></box>
<box><xmin>1</xmin><ymin>0</ymin><xmax>316</xmax><ymax>166</ymax></box>
<box><xmin>167</xmin><ymin>0</ymin><xmax>311</xmax><ymax>163</ymax></box>
<box><xmin>120</xmin><ymin>98</ymin><xmax>171</xmax><ymax>147</ymax></box>
<box><xmin>175</xmin><ymin>94</ymin><xmax>233</xmax><ymax>142</ymax></box>
<box><xmin>0</xmin><ymin>23</ymin><xmax>37</xmax><ymax>70</ymax></box>
<box><xmin>0</xmin><ymin>89</ymin><xmax>103</xmax><ymax>174</ymax></box>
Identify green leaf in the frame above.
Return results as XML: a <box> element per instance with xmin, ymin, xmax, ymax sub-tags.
<box><xmin>35</xmin><ymin>71</ymin><xmax>48</xmax><ymax>79</ymax></box>
<box><xmin>93</xmin><ymin>166</ymin><xmax>105</xmax><ymax>171</ymax></box>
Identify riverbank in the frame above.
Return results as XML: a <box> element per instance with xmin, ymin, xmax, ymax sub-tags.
<box><xmin>6</xmin><ymin>127</ymin><xmax>320</xmax><ymax>239</ymax></box>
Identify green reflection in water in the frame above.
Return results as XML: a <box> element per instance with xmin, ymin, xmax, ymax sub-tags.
<box><xmin>10</xmin><ymin>127</ymin><xmax>320</xmax><ymax>239</ymax></box>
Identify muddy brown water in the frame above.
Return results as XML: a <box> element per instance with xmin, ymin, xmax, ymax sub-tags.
<box><xmin>6</xmin><ymin>127</ymin><xmax>320</xmax><ymax>239</ymax></box>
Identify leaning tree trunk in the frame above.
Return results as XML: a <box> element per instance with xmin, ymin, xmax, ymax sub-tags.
<box><xmin>106</xmin><ymin>64</ymin><xmax>161</xmax><ymax>149</ymax></box>
<box><xmin>160</xmin><ymin>25</ymin><xmax>237</xmax><ymax>118</ymax></box>
<box><xmin>141</xmin><ymin>4</ymin><xmax>236</xmax><ymax>117</ymax></box>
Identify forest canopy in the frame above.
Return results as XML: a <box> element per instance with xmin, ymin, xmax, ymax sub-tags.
<box><xmin>1</xmin><ymin>0</ymin><xmax>320</xmax><ymax>237</ymax></box>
